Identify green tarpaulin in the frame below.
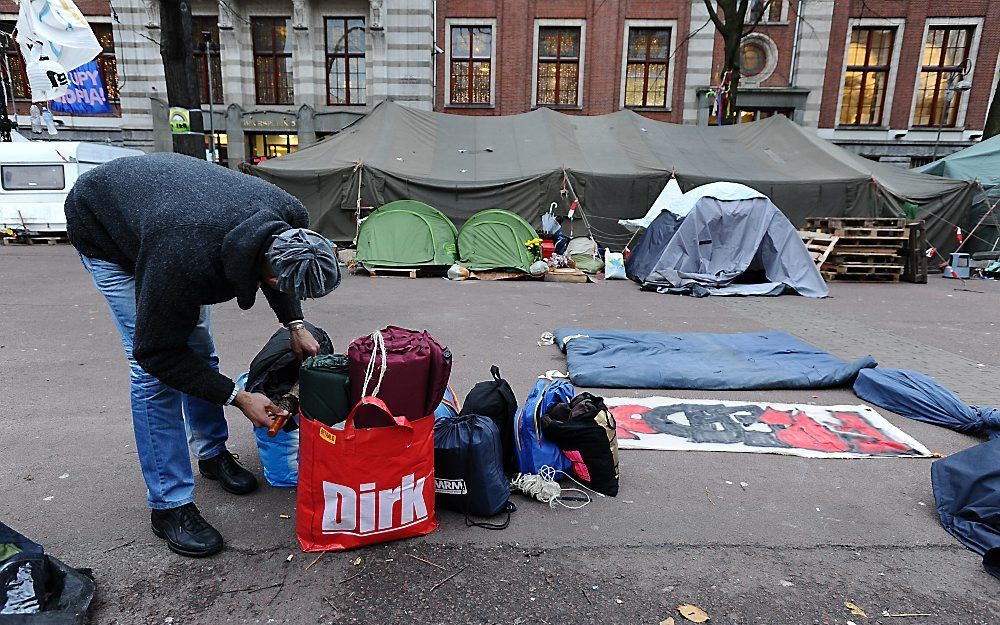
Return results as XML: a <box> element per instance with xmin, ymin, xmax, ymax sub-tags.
<box><xmin>458</xmin><ymin>209</ymin><xmax>538</xmax><ymax>272</ymax></box>
<box><xmin>355</xmin><ymin>200</ymin><xmax>458</xmax><ymax>267</ymax></box>
<box><xmin>255</xmin><ymin>102</ymin><xmax>977</xmax><ymax>254</ymax></box>
<box><xmin>915</xmin><ymin>137</ymin><xmax>1000</xmax><ymax>253</ymax></box>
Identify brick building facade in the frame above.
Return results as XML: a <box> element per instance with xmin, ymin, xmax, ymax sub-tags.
<box><xmin>434</xmin><ymin>0</ymin><xmax>999</xmax><ymax>165</ymax></box>
<box><xmin>3</xmin><ymin>1</ymin><xmax>998</xmax><ymax>167</ymax></box>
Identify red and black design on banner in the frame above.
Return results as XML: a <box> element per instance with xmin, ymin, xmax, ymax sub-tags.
<box><xmin>611</xmin><ymin>403</ymin><xmax>917</xmax><ymax>456</ymax></box>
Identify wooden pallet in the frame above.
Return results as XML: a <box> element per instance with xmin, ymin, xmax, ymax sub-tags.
<box><xmin>831</xmin><ymin>236</ymin><xmax>907</xmax><ymax>249</ymax></box>
<box><xmin>830</xmin><ymin>226</ymin><xmax>908</xmax><ymax>238</ymax></box>
<box><xmin>798</xmin><ymin>231</ymin><xmax>839</xmax><ymax>267</ymax></box>
<box><xmin>822</xmin><ymin>271</ymin><xmax>901</xmax><ymax>283</ymax></box>
<box><xmin>822</xmin><ymin>263</ymin><xmax>903</xmax><ymax>276</ymax></box>
<box><xmin>368</xmin><ymin>267</ymin><xmax>418</xmax><ymax>279</ymax></box>
<box><xmin>2</xmin><ymin>235</ymin><xmax>69</xmax><ymax>246</ymax></box>
<box><xmin>805</xmin><ymin>217</ymin><xmax>907</xmax><ymax>229</ymax></box>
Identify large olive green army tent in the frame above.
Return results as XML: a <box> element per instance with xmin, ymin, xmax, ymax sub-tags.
<box><xmin>915</xmin><ymin>137</ymin><xmax>1000</xmax><ymax>253</ymax></box>
<box><xmin>255</xmin><ymin>101</ymin><xmax>977</xmax><ymax>254</ymax></box>
<box><xmin>457</xmin><ymin>209</ymin><xmax>538</xmax><ymax>272</ymax></box>
<box><xmin>355</xmin><ymin>200</ymin><xmax>458</xmax><ymax>267</ymax></box>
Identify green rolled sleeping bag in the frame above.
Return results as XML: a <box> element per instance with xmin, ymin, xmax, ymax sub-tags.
<box><xmin>299</xmin><ymin>354</ymin><xmax>352</xmax><ymax>426</ymax></box>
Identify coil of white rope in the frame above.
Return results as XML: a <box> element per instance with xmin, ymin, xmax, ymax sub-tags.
<box><xmin>511</xmin><ymin>465</ymin><xmax>605</xmax><ymax>510</ymax></box>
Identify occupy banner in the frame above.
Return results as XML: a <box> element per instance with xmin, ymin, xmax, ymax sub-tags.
<box><xmin>16</xmin><ymin>0</ymin><xmax>102</xmax><ymax>101</ymax></box>
<box><xmin>607</xmin><ymin>396</ymin><xmax>931</xmax><ymax>459</ymax></box>
<box><xmin>50</xmin><ymin>61</ymin><xmax>112</xmax><ymax>115</ymax></box>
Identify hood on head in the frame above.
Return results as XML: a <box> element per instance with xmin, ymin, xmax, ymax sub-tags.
<box><xmin>221</xmin><ymin>211</ymin><xmax>293</xmax><ymax>310</ymax></box>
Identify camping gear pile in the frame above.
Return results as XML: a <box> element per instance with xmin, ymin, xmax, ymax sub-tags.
<box><xmin>276</xmin><ymin>327</ymin><xmax>619</xmax><ymax>551</ymax></box>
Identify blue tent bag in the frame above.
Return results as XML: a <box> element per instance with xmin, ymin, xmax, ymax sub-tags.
<box><xmin>854</xmin><ymin>368</ymin><xmax>1000</xmax><ymax>439</ymax></box>
<box><xmin>237</xmin><ymin>373</ymin><xmax>299</xmax><ymax>488</ymax></box>
<box><xmin>514</xmin><ymin>378</ymin><xmax>574</xmax><ymax>475</ymax></box>
<box><xmin>434</xmin><ymin>413</ymin><xmax>511</xmax><ymax>520</ymax></box>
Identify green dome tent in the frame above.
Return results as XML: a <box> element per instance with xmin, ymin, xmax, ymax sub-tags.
<box><xmin>457</xmin><ymin>209</ymin><xmax>539</xmax><ymax>272</ymax></box>
<box><xmin>356</xmin><ymin>200</ymin><xmax>458</xmax><ymax>267</ymax></box>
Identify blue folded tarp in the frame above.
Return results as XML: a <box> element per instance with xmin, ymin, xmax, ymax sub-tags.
<box><xmin>932</xmin><ymin>439</ymin><xmax>1000</xmax><ymax>579</ymax></box>
<box><xmin>553</xmin><ymin>329</ymin><xmax>877</xmax><ymax>389</ymax></box>
<box><xmin>854</xmin><ymin>368</ymin><xmax>1000</xmax><ymax>439</ymax></box>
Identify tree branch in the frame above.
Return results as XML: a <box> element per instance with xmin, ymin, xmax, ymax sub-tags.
<box><xmin>704</xmin><ymin>0</ymin><xmax>727</xmax><ymax>32</ymax></box>
<box><xmin>743</xmin><ymin>0</ymin><xmax>772</xmax><ymax>37</ymax></box>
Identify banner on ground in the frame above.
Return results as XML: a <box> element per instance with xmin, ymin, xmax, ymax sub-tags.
<box><xmin>50</xmin><ymin>61</ymin><xmax>112</xmax><ymax>115</ymax></box>
<box><xmin>606</xmin><ymin>396</ymin><xmax>931</xmax><ymax>459</ymax></box>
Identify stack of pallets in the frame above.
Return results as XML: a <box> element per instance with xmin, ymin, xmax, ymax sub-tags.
<box><xmin>804</xmin><ymin>217</ymin><xmax>908</xmax><ymax>283</ymax></box>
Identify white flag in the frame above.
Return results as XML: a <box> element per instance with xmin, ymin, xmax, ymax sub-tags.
<box><xmin>15</xmin><ymin>0</ymin><xmax>102</xmax><ymax>89</ymax></box>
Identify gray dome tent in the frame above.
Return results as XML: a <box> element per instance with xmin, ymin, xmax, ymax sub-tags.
<box><xmin>639</xmin><ymin>185</ymin><xmax>828</xmax><ymax>297</ymax></box>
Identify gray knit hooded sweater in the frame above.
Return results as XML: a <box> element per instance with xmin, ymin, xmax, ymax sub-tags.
<box><xmin>66</xmin><ymin>152</ymin><xmax>309</xmax><ymax>405</ymax></box>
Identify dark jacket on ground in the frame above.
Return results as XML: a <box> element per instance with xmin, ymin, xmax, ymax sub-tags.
<box><xmin>66</xmin><ymin>152</ymin><xmax>309</xmax><ymax>405</ymax></box>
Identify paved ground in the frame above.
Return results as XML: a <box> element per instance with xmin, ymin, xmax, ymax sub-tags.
<box><xmin>2</xmin><ymin>245</ymin><xmax>999</xmax><ymax>625</ymax></box>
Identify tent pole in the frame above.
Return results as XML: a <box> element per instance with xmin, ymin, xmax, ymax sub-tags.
<box><xmin>353</xmin><ymin>162</ymin><xmax>364</xmax><ymax>245</ymax></box>
<box><xmin>954</xmin><ymin>180</ymin><xmax>1000</xmax><ymax>254</ymax></box>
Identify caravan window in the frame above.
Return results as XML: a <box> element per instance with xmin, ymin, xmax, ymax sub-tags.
<box><xmin>1</xmin><ymin>165</ymin><xmax>66</xmax><ymax>191</ymax></box>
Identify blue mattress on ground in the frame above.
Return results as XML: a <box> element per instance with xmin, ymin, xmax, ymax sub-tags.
<box><xmin>553</xmin><ymin>329</ymin><xmax>877</xmax><ymax>390</ymax></box>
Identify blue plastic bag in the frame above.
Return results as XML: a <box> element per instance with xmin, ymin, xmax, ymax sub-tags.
<box><xmin>253</xmin><ymin>427</ymin><xmax>299</xmax><ymax>487</ymax></box>
<box><xmin>238</xmin><ymin>372</ymin><xmax>300</xmax><ymax>487</ymax></box>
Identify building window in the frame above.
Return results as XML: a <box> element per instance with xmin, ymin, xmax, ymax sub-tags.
<box><xmin>252</xmin><ymin>17</ymin><xmax>294</xmax><ymax>105</ymax></box>
<box><xmin>450</xmin><ymin>25</ymin><xmax>491</xmax><ymax>105</ymax></box>
<box><xmin>710</xmin><ymin>106</ymin><xmax>792</xmax><ymax>125</ymax></box>
<box><xmin>913</xmin><ymin>26</ymin><xmax>973</xmax><ymax>127</ymax></box>
<box><xmin>247</xmin><ymin>132</ymin><xmax>298</xmax><ymax>163</ymax></box>
<box><xmin>624</xmin><ymin>27</ymin><xmax>669</xmax><ymax>108</ymax></box>
<box><xmin>193</xmin><ymin>17</ymin><xmax>223</xmax><ymax>105</ymax></box>
<box><xmin>767</xmin><ymin>1</ymin><xmax>784</xmax><ymax>23</ymax></box>
<box><xmin>325</xmin><ymin>17</ymin><xmax>365</xmax><ymax>106</ymax></box>
<box><xmin>91</xmin><ymin>24</ymin><xmax>119</xmax><ymax>103</ymax></box>
<box><xmin>1</xmin><ymin>22</ymin><xmax>29</xmax><ymax>104</ymax></box>
<box><xmin>839</xmin><ymin>27</ymin><xmax>895</xmax><ymax>126</ymax></box>
<box><xmin>536</xmin><ymin>26</ymin><xmax>581</xmax><ymax>107</ymax></box>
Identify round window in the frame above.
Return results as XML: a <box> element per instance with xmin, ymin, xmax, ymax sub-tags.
<box><xmin>740</xmin><ymin>41</ymin><xmax>768</xmax><ymax>77</ymax></box>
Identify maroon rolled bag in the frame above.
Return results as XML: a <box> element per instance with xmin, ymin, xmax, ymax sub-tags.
<box><xmin>348</xmin><ymin>326</ymin><xmax>452</xmax><ymax>423</ymax></box>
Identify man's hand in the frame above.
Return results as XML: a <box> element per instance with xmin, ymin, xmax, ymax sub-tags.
<box><xmin>290</xmin><ymin>328</ymin><xmax>320</xmax><ymax>360</ymax></box>
<box><xmin>232</xmin><ymin>390</ymin><xmax>288</xmax><ymax>429</ymax></box>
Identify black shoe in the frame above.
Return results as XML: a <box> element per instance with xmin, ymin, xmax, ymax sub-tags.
<box><xmin>198</xmin><ymin>450</ymin><xmax>259</xmax><ymax>495</ymax></box>
<box><xmin>151</xmin><ymin>503</ymin><xmax>223</xmax><ymax>558</ymax></box>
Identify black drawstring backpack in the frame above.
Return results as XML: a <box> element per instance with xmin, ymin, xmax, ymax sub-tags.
<box><xmin>460</xmin><ymin>365</ymin><xmax>519</xmax><ymax>476</ymax></box>
<box><xmin>433</xmin><ymin>413</ymin><xmax>515</xmax><ymax>529</ymax></box>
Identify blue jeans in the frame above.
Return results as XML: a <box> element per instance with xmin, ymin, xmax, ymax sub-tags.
<box><xmin>79</xmin><ymin>253</ymin><xmax>229</xmax><ymax>509</ymax></box>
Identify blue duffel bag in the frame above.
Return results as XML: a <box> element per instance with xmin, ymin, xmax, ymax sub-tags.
<box><xmin>433</xmin><ymin>413</ymin><xmax>513</xmax><ymax>528</ymax></box>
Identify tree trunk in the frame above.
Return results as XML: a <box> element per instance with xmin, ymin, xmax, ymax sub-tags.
<box><xmin>985</xmin><ymin>81</ymin><xmax>1000</xmax><ymax>140</ymax></box>
<box><xmin>720</xmin><ymin>24</ymin><xmax>743</xmax><ymax>125</ymax></box>
<box><xmin>159</xmin><ymin>0</ymin><xmax>205</xmax><ymax>157</ymax></box>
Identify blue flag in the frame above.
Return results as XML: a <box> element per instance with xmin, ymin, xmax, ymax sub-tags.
<box><xmin>50</xmin><ymin>60</ymin><xmax>113</xmax><ymax>115</ymax></box>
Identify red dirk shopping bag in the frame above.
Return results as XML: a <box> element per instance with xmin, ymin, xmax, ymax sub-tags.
<box><xmin>296</xmin><ymin>397</ymin><xmax>438</xmax><ymax>551</ymax></box>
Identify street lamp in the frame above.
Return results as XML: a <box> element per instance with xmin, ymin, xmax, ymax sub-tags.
<box><xmin>931</xmin><ymin>66</ymin><xmax>973</xmax><ymax>161</ymax></box>
<box><xmin>201</xmin><ymin>30</ymin><xmax>218</xmax><ymax>162</ymax></box>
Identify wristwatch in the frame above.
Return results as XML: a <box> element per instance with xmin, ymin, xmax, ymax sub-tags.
<box><xmin>286</xmin><ymin>319</ymin><xmax>306</xmax><ymax>332</ymax></box>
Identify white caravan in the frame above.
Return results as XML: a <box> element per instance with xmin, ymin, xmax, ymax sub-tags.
<box><xmin>0</xmin><ymin>139</ymin><xmax>142</xmax><ymax>233</ymax></box>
